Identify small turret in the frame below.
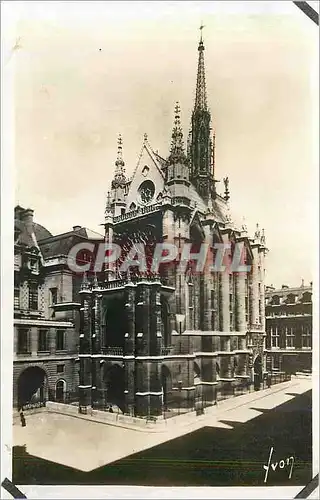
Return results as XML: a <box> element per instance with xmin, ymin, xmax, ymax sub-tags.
<box><xmin>166</xmin><ymin>102</ymin><xmax>189</xmax><ymax>185</ymax></box>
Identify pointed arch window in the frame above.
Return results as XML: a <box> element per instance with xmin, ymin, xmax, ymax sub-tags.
<box><xmin>186</xmin><ymin>272</ymin><xmax>196</xmax><ymax>330</ymax></box>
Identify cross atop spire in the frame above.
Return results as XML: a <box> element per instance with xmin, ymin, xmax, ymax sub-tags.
<box><xmin>194</xmin><ymin>24</ymin><xmax>207</xmax><ymax>111</ymax></box>
<box><xmin>112</xmin><ymin>134</ymin><xmax>126</xmax><ymax>189</ymax></box>
<box><xmin>199</xmin><ymin>23</ymin><xmax>205</xmax><ymax>43</ymax></box>
<box><xmin>168</xmin><ymin>102</ymin><xmax>187</xmax><ymax>164</ymax></box>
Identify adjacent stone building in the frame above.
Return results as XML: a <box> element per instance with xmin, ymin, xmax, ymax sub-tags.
<box><xmin>77</xmin><ymin>34</ymin><xmax>269</xmax><ymax>417</ymax></box>
<box><xmin>13</xmin><ymin>205</ymin><xmax>103</xmax><ymax>409</ymax></box>
<box><xmin>265</xmin><ymin>281</ymin><xmax>312</xmax><ymax>374</ymax></box>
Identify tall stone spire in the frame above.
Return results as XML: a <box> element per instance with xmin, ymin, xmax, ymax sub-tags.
<box><xmin>194</xmin><ymin>24</ymin><xmax>207</xmax><ymax>112</ymax></box>
<box><xmin>168</xmin><ymin>102</ymin><xmax>187</xmax><ymax>164</ymax></box>
<box><xmin>111</xmin><ymin>134</ymin><xmax>126</xmax><ymax>189</ymax></box>
<box><xmin>189</xmin><ymin>26</ymin><xmax>214</xmax><ymax>202</ymax></box>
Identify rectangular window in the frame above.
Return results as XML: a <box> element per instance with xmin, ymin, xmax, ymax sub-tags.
<box><xmin>302</xmin><ymin>326</ymin><xmax>311</xmax><ymax>348</ymax></box>
<box><xmin>286</xmin><ymin>326</ymin><xmax>295</xmax><ymax>348</ymax></box>
<box><xmin>17</xmin><ymin>328</ymin><xmax>29</xmax><ymax>354</ymax></box>
<box><xmin>28</xmin><ymin>284</ymin><xmax>38</xmax><ymax>310</ymax></box>
<box><xmin>38</xmin><ymin>329</ymin><xmax>48</xmax><ymax>352</ymax></box>
<box><xmin>57</xmin><ymin>364</ymin><xmax>65</xmax><ymax>373</ymax></box>
<box><xmin>56</xmin><ymin>330</ymin><xmax>65</xmax><ymax>351</ymax></box>
<box><xmin>271</xmin><ymin>327</ymin><xmax>279</xmax><ymax>348</ymax></box>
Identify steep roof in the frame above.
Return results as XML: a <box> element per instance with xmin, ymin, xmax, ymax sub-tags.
<box><xmin>34</xmin><ymin>223</ymin><xmax>53</xmax><ymax>241</ymax></box>
<box><xmin>39</xmin><ymin>226</ymin><xmax>104</xmax><ymax>259</ymax></box>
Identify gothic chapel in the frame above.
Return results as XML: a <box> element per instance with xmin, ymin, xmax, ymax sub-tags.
<box><xmin>78</xmin><ymin>32</ymin><xmax>268</xmax><ymax>417</ymax></box>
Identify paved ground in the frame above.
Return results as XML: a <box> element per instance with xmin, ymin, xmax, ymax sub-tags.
<box><xmin>13</xmin><ymin>377</ymin><xmax>312</xmax><ymax>486</ymax></box>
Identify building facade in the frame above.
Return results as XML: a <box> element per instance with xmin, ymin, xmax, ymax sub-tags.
<box><xmin>77</xmin><ymin>35</ymin><xmax>269</xmax><ymax>417</ymax></box>
<box><xmin>265</xmin><ymin>282</ymin><xmax>312</xmax><ymax>374</ymax></box>
<box><xmin>13</xmin><ymin>206</ymin><xmax>103</xmax><ymax>409</ymax></box>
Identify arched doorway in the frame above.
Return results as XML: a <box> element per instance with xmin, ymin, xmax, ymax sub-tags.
<box><xmin>104</xmin><ymin>364</ymin><xmax>125</xmax><ymax>413</ymax></box>
<box><xmin>55</xmin><ymin>379</ymin><xmax>66</xmax><ymax>402</ymax></box>
<box><xmin>161</xmin><ymin>365</ymin><xmax>173</xmax><ymax>411</ymax></box>
<box><xmin>254</xmin><ymin>355</ymin><xmax>263</xmax><ymax>391</ymax></box>
<box><xmin>18</xmin><ymin>366</ymin><xmax>48</xmax><ymax>410</ymax></box>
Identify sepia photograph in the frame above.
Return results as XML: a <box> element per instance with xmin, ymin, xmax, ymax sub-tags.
<box><xmin>1</xmin><ymin>1</ymin><xmax>319</xmax><ymax>498</ymax></box>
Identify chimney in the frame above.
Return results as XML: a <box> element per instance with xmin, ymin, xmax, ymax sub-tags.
<box><xmin>310</xmin><ymin>281</ymin><xmax>313</xmax><ymax>287</ymax></box>
<box><xmin>301</xmin><ymin>278</ymin><xmax>304</xmax><ymax>288</ymax></box>
<box><xmin>15</xmin><ymin>205</ymin><xmax>25</xmax><ymax>220</ymax></box>
<box><xmin>73</xmin><ymin>225</ymin><xmax>82</xmax><ymax>232</ymax></box>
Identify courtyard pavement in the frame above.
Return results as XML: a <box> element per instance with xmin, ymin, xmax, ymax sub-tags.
<box><xmin>13</xmin><ymin>377</ymin><xmax>312</xmax><ymax>473</ymax></box>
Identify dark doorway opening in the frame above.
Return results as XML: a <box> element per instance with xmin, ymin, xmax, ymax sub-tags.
<box><xmin>18</xmin><ymin>366</ymin><xmax>47</xmax><ymax>410</ymax></box>
<box><xmin>56</xmin><ymin>380</ymin><xmax>66</xmax><ymax>402</ymax></box>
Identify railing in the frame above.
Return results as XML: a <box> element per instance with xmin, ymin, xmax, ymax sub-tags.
<box><xmin>104</xmin><ymin>279</ymin><xmax>127</xmax><ymax>290</ymax></box>
<box><xmin>103</xmin><ymin>274</ymin><xmax>165</xmax><ymax>290</ymax></box>
<box><xmin>269</xmin><ymin>371</ymin><xmax>291</xmax><ymax>386</ymax></box>
<box><xmin>113</xmin><ymin>203</ymin><xmax>162</xmax><ymax>223</ymax></box>
<box><xmin>171</xmin><ymin>196</ymin><xmax>191</xmax><ymax>207</ymax></box>
<box><xmin>21</xmin><ymin>400</ymin><xmax>46</xmax><ymax>411</ymax></box>
<box><xmin>48</xmin><ymin>390</ymin><xmax>79</xmax><ymax>405</ymax></box>
<box><xmin>161</xmin><ymin>346</ymin><xmax>173</xmax><ymax>356</ymax></box>
<box><xmin>101</xmin><ymin>347</ymin><xmax>124</xmax><ymax>356</ymax></box>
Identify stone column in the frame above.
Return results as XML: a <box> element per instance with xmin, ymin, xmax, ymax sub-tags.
<box><xmin>92</xmin><ymin>291</ymin><xmax>104</xmax><ymax>408</ymax></box>
<box><xmin>124</xmin><ymin>359</ymin><xmax>135</xmax><ymax>415</ymax></box>
<box><xmin>104</xmin><ymin>213</ymin><xmax>114</xmax><ymax>282</ymax></box>
<box><xmin>31</xmin><ymin>327</ymin><xmax>38</xmax><ymax>356</ymax></box>
<box><xmin>124</xmin><ymin>283</ymin><xmax>136</xmax><ymax>356</ymax></box>
<box><xmin>220</xmin><ymin>270</ymin><xmax>230</xmax><ymax>332</ymax></box>
<box><xmin>235</xmin><ymin>272</ymin><xmax>246</xmax><ymax>333</ymax></box>
<box><xmin>174</xmin><ymin>215</ymin><xmax>189</xmax><ymax>318</ymax></box>
<box><xmin>259</xmin><ymin>249</ymin><xmax>266</xmax><ymax>330</ymax></box>
<box><xmin>162</xmin><ymin>208</ymin><xmax>175</xmax><ymax>286</ymax></box>
<box><xmin>124</xmin><ymin>283</ymin><xmax>136</xmax><ymax>414</ymax></box>
<box><xmin>250</xmin><ymin>246</ymin><xmax>260</xmax><ymax>327</ymax></box>
<box><xmin>202</xmin><ymin>225</ymin><xmax>213</xmax><ymax>331</ymax></box>
<box><xmin>134</xmin><ymin>281</ymin><xmax>163</xmax><ymax>417</ymax></box>
<box><xmin>78</xmin><ymin>287</ymin><xmax>92</xmax><ymax>413</ymax></box>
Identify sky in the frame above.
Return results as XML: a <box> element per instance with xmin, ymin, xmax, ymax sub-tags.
<box><xmin>6</xmin><ymin>0</ymin><xmax>319</xmax><ymax>287</ymax></box>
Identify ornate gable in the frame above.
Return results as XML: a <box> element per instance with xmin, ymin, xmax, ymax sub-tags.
<box><xmin>125</xmin><ymin>138</ymin><xmax>165</xmax><ymax>211</ymax></box>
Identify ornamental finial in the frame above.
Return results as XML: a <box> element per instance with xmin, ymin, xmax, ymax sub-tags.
<box><xmin>223</xmin><ymin>176</ymin><xmax>230</xmax><ymax>202</ymax></box>
<box><xmin>112</xmin><ymin>134</ymin><xmax>126</xmax><ymax>189</ymax></box>
<box><xmin>168</xmin><ymin>101</ymin><xmax>187</xmax><ymax>164</ymax></box>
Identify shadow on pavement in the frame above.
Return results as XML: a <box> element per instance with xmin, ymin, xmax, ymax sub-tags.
<box><xmin>13</xmin><ymin>390</ymin><xmax>312</xmax><ymax>487</ymax></box>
